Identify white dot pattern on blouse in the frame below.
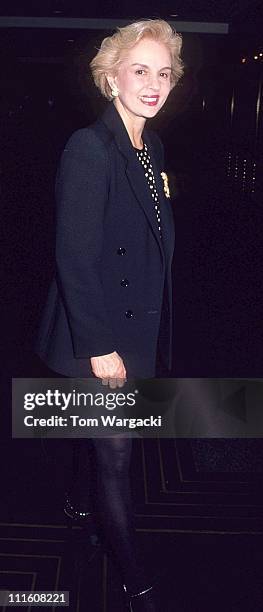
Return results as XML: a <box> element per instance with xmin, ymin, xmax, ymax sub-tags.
<box><xmin>135</xmin><ymin>143</ymin><xmax>162</xmax><ymax>237</ymax></box>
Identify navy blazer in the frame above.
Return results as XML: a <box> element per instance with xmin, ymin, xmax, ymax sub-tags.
<box><xmin>36</xmin><ymin>102</ymin><xmax>175</xmax><ymax>377</ymax></box>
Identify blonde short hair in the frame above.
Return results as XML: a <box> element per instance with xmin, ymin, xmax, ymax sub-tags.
<box><xmin>90</xmin><ymin>19</ymin><xmax>184</xmax><ymax>100</ymax></box>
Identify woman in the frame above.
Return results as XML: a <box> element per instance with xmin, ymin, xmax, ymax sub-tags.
<box><xmin>36</xmin><ymin>19</ymin><xmax>184</xmax><ymax>611</ymax></box>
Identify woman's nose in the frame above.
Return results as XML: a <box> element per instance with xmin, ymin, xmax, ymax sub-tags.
<box><xmin>147</xmin><ymin>74</ymin><xmax>160</xmax><ymax>90</ymax></box>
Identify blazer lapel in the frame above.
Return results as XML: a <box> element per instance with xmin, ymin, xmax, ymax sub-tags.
<box><xmin>100</xmin><ymin>103</ymin><xmax>165</xmax><ymax>260</ymax></box>
<box><xmin>143</xmin><ymin>130</ymin><xmax>175</xmax><ymax>267</ymax></box>
<box><xmin>125</xmin><ymin>151</ymin><xmax>165</xmax><ymax>257</ymax></box>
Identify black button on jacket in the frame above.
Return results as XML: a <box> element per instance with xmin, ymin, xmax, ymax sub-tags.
<box><xmin>36</xmin><ymin>102</ymin><xmax>175</xmax><ymax>377</ymax></box>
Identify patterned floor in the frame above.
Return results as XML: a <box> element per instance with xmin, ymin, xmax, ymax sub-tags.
<box><xmin>0</xmin><ymin>438</ymin><xmax>263</xmax><ymax>611</ymax></box>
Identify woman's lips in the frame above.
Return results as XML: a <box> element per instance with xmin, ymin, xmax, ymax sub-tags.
<box><xmin>139</xmin><ymin>96</ymin><xmax>160</xmax><ymax>106</ymax></box>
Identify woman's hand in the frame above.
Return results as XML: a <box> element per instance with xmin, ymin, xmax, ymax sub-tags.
<box><xmin>90</xmin><ymin>351</ymin><xmax>127</xmax><ymax>388</ymax></box>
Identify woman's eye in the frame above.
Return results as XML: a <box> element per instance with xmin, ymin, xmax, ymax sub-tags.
<box><xmin>135</xmin><ymin>69</ymin><xmax>146</xmax><ymax>75</ymax></box>
<box><xmin>160</xmin><ymin>72</ymin><xmax>169</xmax><ymax>79</ymax></box>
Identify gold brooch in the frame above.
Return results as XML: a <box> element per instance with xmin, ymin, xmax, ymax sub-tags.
<box><xmin>161</xmin><ymin>172</ymin><xmax>170</xmax><ymax>198</ymax></box>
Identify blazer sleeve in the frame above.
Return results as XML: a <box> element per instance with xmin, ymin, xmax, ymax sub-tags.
<box><xmin>55</xmin><ymin>127</ymin><xmax>116</xmax><ymax>358</ymax></box>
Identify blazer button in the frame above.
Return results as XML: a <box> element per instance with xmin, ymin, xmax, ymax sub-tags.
<box><xmin>120</xmin><ymin>278</ymin><xmax>129</xmax><ymax>287</ymax></box>
<box><xmin>125</xmin><ymin>310</ymin><xmax>134</xmax><ymax>319</ymax></box>
<box><xmin>117</xmin><ymin>247</ymin><xmax>126</xmax><ymax>255</ymax></box>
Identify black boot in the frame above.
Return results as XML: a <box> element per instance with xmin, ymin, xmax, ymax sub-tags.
<box><xmin>123</xmin><ymin>583</ymin><xmax>159</xmax><ymax>612</ymax></box>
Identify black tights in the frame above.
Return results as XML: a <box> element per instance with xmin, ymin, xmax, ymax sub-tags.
<box><xmin>40</xmin><ymin>312</ymin><xmax>169</xmax><ymax>594</ymax></box>
<box><xmin>91</xmin><ymin>435</ymin><xmax>148</xmax><ymax>593</ymax></box>
<box><xmin>68</xmin><ymin>343</ymin><xmax>170</xmax><ymax>592</ymax></box>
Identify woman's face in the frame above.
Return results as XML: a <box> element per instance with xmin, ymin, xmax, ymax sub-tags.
<box><xmin>111</xmin><ymin>38</ymin><xmax>173</xmax><ymax>119</ymax></box>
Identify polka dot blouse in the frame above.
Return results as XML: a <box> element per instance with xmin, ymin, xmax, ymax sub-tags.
<box><xmin>135</xmin><ymin>142</ymin><xmax>162</xmax><ymax>237</ymax></box>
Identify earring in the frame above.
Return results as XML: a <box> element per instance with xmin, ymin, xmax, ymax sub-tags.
<box><xmin>111</xmin><ymin>85</ymin><xmax>119</xmax><ymax>97</ymax></box>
